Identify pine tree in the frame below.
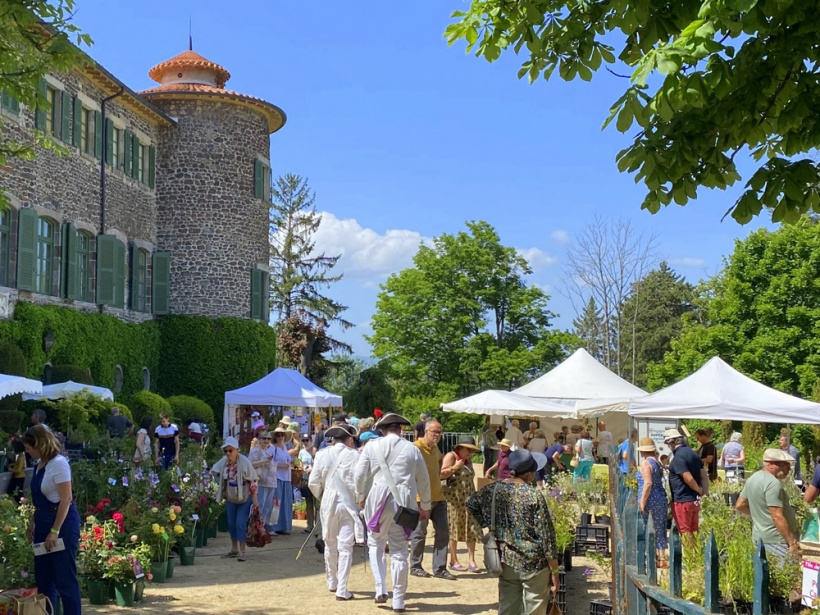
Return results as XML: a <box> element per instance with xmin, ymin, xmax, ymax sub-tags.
<box><xmin>269</xmin><ymin>174</ymin><xmax>351</xmax><ymax>378</ymax></box>
<box><xmin>572</xmin><ymin>298</ymin><xmax>606</xmax><ymax>364</ymax></box>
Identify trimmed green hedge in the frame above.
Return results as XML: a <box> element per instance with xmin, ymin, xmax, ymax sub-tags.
<box><xmin>0</xmin><ymin>303</ymin><xmax>160</xmax><ymax>399</ymax></box>
<box><xmin>130</xmin><ymin>390</ymin><xmax>171</xmax><ymax>428</ymax></box>
<box><xmin>168</xmin><ymin>395</ymin><xmax>215</xmax><ymax>427</ymax></box>
<box><xmin>157</xmin><ymin>315</ymin><xmax>277</xmax><ymax>429</ymax></box>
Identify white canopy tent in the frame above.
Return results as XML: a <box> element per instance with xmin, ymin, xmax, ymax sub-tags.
<box><xmin>223</xmin><ymin>368</ymin><xmax>343</xmax><ymax>437</ymax></box>
<box><xmin>0</xmin><ymin>374</ymin><xmax>42</xmax><ymax>401</ymax></box>
<box><xmin>22</xmin><ymin>380</ymin><xmax>114</xmax><ymax>402</ymax></box>
<box><xmin>628</xmin><ymin>356</ymin><xmax>820</xmax><ymax>423</ymax></box>
<box><xmin>440</xmin><ymin>390</ymin><xmax>577</xmax><ymax>418</ymax></box>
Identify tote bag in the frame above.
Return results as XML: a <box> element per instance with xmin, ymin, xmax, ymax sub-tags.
<box><xmin>483</xmin><ymin>484</ymin><xmax>503</xmax><ymax>578</ymax></box>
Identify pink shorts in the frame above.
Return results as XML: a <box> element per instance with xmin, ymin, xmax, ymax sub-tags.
<box><xmin>671</xmin><ymin>501</ymin><xmax>699</xmax><ymax>533</ymax></box>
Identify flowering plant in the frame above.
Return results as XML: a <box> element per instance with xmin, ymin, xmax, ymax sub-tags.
<box><xmin>103</xmin><ymin>542</ymin><xmax>153</xmax><ymax>584</ymax></box>
<box><xmin>0</xmin><ymin>498</ymin><xmax>34</xmax><ymax>587</ymax></box>
<box><xmin>78</xmin><ymin>519</ymin><xmax>117</xmax><ymax>580</ymax></box>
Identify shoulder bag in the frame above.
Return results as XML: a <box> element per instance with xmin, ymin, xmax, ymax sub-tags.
<box><xmin>483</xmin><ymin>483</ymin><xmax>503</xmax><ymax>577</ymax></box>
<box><xmin>374</xmin><ymin>443</ymin><xmax>420</xmax><ymax>531</ymax></box>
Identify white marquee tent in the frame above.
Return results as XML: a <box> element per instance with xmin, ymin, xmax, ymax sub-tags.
<box><xmin>628</xmin><ymin>356</ymin><xmax>820</xmax><ymax>423</ymax></box>
<box><xmin>0</xmin><ymin>374</ymin><xmax>42</xmax><ymax>401</ymax></box>
<box><xmin>22</xmin><ymin>380</ymin><xmax>114</xmax><ymax>402</ymax></box>
<box><xmin>441</xmin><ymin>390</ymin><xmax>577</xmax><ymax>418</ymax></box>
<box><xmin>223</xmin><ymin>368</ymin><xmax>343</xmax><ymax>437</ymax></box>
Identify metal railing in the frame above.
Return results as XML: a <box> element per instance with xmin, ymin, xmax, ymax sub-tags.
<box><xmin>402</xmin><ymin>431</ymin><xmax>480</xmax><ymax>456</ymax></box>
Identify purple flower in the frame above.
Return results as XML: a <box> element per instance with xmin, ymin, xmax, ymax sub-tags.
<box><xmin>584</xmin><ymin>568</ymin><xmax>594</xmax><ymax>577</ymax></box>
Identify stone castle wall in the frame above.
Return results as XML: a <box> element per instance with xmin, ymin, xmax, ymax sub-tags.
<box><xmin>148</xmin><ymin>97</ymin><xmax>270</xmax><ymax>319</ymax></box>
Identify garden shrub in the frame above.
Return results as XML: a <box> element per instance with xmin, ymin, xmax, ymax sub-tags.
<box><xmin>167</xmin><ymin>395</ymin><xmax>214</xmax><ymax>427</ymax></box>
<box><xmin>0</xmin><ymin>410</ymin><xmax>23</xmax><ymax>434</ymax></box>
<box><xmin>0</xmin><ymin>340</ymin><xmax>27</xmax><ymax>413</ymax></box>
<box><xmin>50</xmin><ymin>364</ymin><xmax>94</xmax><ymax>385</ymax></box>
<box><xmin>129</xmin><ymin>391</ymin><xmax>171</xmax><ymax>427</ymax></box>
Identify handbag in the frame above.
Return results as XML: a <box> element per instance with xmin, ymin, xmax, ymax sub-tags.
<box><xmin>246</xmin><ymin>506</ymin><xmax>271</xmax><ymax>548</ymax></box>
<box><xmin>570</xmin><ymin>456</ymin><xmax>579</xmax><ymax>468</ymax></box>
<box><xmin>483</xmin><ymin>483</ymin><xmax>503</xmax><ymax>577</ymax></box>
<box><xmin>374</xmin><ymin>443</ymin><xmax>420</xmax><ymax>531</ymax></box>
<box><xmin>268</xmin><ymin>497</ymin><xmax>281</xmax><ymax>526</ymax></box>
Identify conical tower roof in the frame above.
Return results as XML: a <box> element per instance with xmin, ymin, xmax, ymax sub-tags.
<box><xmin>148</xmin><ymin>49</ymin><xmax>231</xmax><ymax>88</ymax></box>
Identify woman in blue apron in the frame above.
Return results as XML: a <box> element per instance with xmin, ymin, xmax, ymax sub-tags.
<box><xmin>23</xmin><ymin>426</ymin><xmax>81</xmax><ymax>615</ymax></box>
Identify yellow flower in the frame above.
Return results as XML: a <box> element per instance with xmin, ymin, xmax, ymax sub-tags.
<box><xmin>169</xmin><ymin>513</ymin><xmax>176</xmax><ymax>521</ymax></box>
<box><xmin>151</xmin><ymin>507</ymin><xmax>158</xmax><ymax>514</ymax></box>
<box><xmin>152</xmin><ymin>524</ymin><xmax>161</xmax><ymax>534</ymax></box>
<box><xmin>173</xmin><ymin>525</ymin><xmax>184</xmax><ymax>534</ymax></box>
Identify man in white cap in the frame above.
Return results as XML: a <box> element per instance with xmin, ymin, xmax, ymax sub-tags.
<box><xmin>309</xmin><ymin>424</ymin><xmax>363</xmax><ymax>602</ymax></box>
<box><xmin>355</xmin><ymin>413</ymin><xmax>431</xmax><ymax>613</ymax></box>
<box><xmin>663</xmin><ymin>428</ymin><xmax>703</xmax><ymax>546</ymax></box>
<box><xmin>736</xmin><ymin>449</ymin><xmax>799</xmax><ymax>560</ymax></box>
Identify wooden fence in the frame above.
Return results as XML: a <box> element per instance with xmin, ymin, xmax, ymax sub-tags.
<box><xmin>611</xmin><ymin>467</ymin><xmax>780</xmax><ymax>615</ymax></box>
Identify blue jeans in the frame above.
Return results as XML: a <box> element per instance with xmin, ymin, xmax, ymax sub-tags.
<box><xmin>257</xmin><ymin>485</ymin><xmax>276</xmax><ymax>531</ymax></box>
<box><xmin>226</xmin><ymin>499</ymin><xmax>253</xmax><ymax>543</ymax></box>
<box><xmin>271</xmin><ymin>480</ymin><xmax>293</xmax><ymax>533</ymax></box>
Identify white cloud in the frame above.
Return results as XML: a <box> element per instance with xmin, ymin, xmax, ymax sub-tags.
<box><xmin>551</xmin><ymin>229</ymin><xmax>571</xmax><ymax>245</ymax></box>
<box><xmin>517</xmin><ymin>247</ymin><xmax>557</xmax><ymax>272</ymax></box>
<box><xmin>313</xmin><ymin>212</ymin><xmax>429</xmax><ymax>280</ymax></box>
<box><xmin>669</xmin><ymin>257</ymin><xmax>706</xmax><ymax>267</ymax></box>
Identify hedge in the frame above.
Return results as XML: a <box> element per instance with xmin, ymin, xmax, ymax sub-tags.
<box><xmin>168</xmin><ymin>395</ymin><xmax>215</xmax><ymax>428</ymax></box>
<box><xmin>129</xmin><ymin>391</ymin><xmax>171</xmax><ymax>428</ymax></box>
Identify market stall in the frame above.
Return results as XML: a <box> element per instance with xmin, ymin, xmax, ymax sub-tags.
<box><xmin>440</xmin><ymin>389</ymin><xmax>577</xmax><ymax>418</ymax></box>
<box><xmin>0</xmin><ymin>373</ymin><xmax>42</xmax><ymax>401</ymax></box>
<box><xmin>22</xmin><ymin>380</ymin><xmax>113</xmax><ymax>401</ymax></box>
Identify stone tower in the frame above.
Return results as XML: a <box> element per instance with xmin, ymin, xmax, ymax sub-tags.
<box><xmin>140</xmin><ymin>49</ymin><xmax>285</xmax><ymax>320</ymax></box>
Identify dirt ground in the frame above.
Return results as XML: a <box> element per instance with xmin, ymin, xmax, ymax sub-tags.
<box><xmin>83</xmin><ymin>519</ymin><xmax>611</xmax><ymax>614</ymax></box>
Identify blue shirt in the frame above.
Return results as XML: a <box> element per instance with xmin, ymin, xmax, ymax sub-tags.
<box><xmin>618</xmin><ymin>440</ymin><xmax>630</xmax><ymax>474</ymax></box>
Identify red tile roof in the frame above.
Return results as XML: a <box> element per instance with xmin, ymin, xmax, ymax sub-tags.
<box><xmin>148</xmin><ymin>50</ymin><xmax>231</xmax><ymax>88</ymax></box>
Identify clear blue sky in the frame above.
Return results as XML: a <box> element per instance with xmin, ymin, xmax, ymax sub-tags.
<box><xmin>73</xmin><ymin>1</ymin><xmax>772</xmax><ymax>357</ymax></box>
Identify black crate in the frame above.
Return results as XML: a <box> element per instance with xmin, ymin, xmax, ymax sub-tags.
<box><xmin>590</xmin><ymin>599</ymin><xmax>612</xmax><ymax>615</ymax></box>
<box><xmin>576</xmin><ymin>525</ymin><xmax>610</xmax><ymax>544</ymax></box>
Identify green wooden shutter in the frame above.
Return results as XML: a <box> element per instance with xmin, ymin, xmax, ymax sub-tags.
<box><xmin>60</xmin><ymin>90</ymin><xmax>71</xmax><ymax>143</ymax></box>
<box><xmin>123</xmin><ymin>130</ymin><xmax>132</xmax><ymax>176</ymax></box>
<box><xmin>34</xmin><ymin>79</ymin><xmax>47</xmax><ymax>131</ymax></box>
<box><xmin>131</xmin><ymin>137</ymin><xmax>140</xmax><ymax>179</ymax></box>
<box><xmin>262</xmin><ymin>271</ymin><xmax>270</xmax><ymax>322</ymax></box>
<box><xmin>253</xmin><ymin>160</ymin><xmax>263</xmax><ymax>199</ymax></box>
<box><xmin>16</xmin><ymin>208</ymin><xmax>39</xmax><ymax>292</ymax></box>
<box><xmin>152</xmin><ymin>252</ymin><xmax>170</xmax><ymax>315</ymax></box>
<box><xmin>147</xmin><ymin>145</ymin><xmax>155</xmax><ymax>188</ymax></box>
<box><xmin>113</xmin><ymin>238</ymin><xmax>125</xmax><ymax>308</ymax></box>
<box><xmin>96</xmin><ymin>234</ymin><xmax>115</xmax><ymax>305</ymax></box>
<box><xmin>94</xmin><ymin>110</ymin><xmax>102</xmax><ymax>160</ymax></box>
<box><xmin>72</xmin><ymin>96</ymin><xmax>82</xmax><ymax>148</ymax></box>
<box><xmin>250</xmin><ymin>268</ymin><xmax>262</xmax><ymax>320</ymax></box>
<box><xmin>1</xmin><ymin>90</ymin><xmax>19</xmax><ymax>114</ymax></box>
<box><xmin>128</xmin><ymin>244</ymin><xmax>136</xmax><ymax>310</ymax></box>
<box><xmin>104</xmin><ymin>118</ymin><xmax>114</xmax><ymax>165</ymax></box>
<box><xmin>62</xmin><ymin>223</ymin><xmax>80</xmax><ymax>300</ymax></box>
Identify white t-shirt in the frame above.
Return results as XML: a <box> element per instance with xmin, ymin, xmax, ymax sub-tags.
<box><xmin>505</xmin><ymin>426</ymin><xmax>525</xmax><ymax>450</ymax></box>
<box><xmin>39</xmin><ymin>455</ymin><xmax>71</xmax><ymax>504</ymax></box>
<box><xmin>598</xmin><ymin>430</ymin><xmax>613</xmax><ymax>455</ymax></box>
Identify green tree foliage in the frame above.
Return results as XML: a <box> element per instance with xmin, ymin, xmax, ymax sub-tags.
<box><xmin>572</xmin><ymin>298</ymin><xmax>606</xmax><ymax>364</ymax></box>
<box><xmin>369</xmin><ymin>221</ymin><xmax>570</xmax><ymax>401</ymax></box>
<box><xmin>0</xmin><ymin>340</ymin><xmax>27</xmax><ymax>415</ymax></box>
<box><xmin>445</xmin><ymin>1</ymin><xmax>820</xmax><ymax>223</ymax></box>
<box><xmin>648</xmin><ymin>220</ymin><xmax>820</xmax><ymax>395</ymax></box>
<box><xmin>129</xmin><ymin>391</ymin><xmax>171</xmax><ymax>429</ymax></box>
<box><xmin>269</xmin><ymin>174</ymin><xmax>351</xmax><ymax>378</ymax></box>
<box><xmin>167</xmin><ymin>395</ymin><xmax>215</xmax><ymax>428</ymax></box>
<box><xmin>322</xmin><ymin>354</ymin><xmax>367</xmax><ymax>398</ymax></box>
<box><xmin>343</xmin><ymin>366</ymin><xmax>396</xmax><ymax>417</ymax></box>
<box><xmin>50</xmin><ymin>364</ymin><xmax>94</xmax><ymax>384</ymax></box>
<box><xmin>0</xmin><ymin>0</ymin><xmax>91</xmax><ymax>205</ymax></box>
<box><xmin>618</xmin><ymin>263</ymin><xmax>696</xmax><ymax>388</ymax></box>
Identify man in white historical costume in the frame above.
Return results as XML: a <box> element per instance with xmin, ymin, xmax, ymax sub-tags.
<box><xmin>308</xmin><ymin>424</ymin><xmax>363</xmax><ymax>602</ymax></box>
<box><xmin>354</xmin><ymin>413</ymin><xmax>431</xmax><ymax>614</ymax></box>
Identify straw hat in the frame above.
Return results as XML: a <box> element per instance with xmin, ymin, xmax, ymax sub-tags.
<box><xmin>663</xmin><ymin>428</ymin><xmax>683</xmax><ymax>441</ymax></box>
<box><xmin>498</xmin><ymin>438</ymin><xmax>513</xmax><ymax>449</ymax></box>
<box><xmin>273</xmin><ymin>427</ymin><xmax>289</xmax><ymax>435</ymax></box>
<box><xmin>637</xmin><ymin>437</ymin><xmax>657</xmax><ymax>453</ymax></box>
<box><xmin>453</xmin><ymin>436</ymin><xmax>479</xmax><ymax>452</ymax></box>
<box><xmin>279</xmin><ymin>416</ymin><xmax>292</xmax><ymax>425</ymax></box>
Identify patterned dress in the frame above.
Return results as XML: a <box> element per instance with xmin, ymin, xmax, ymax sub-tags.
<box><xmin>636</xmin><ymin>457</ymin><xmax>668</xmax><ymax>549</ymax></box>
<box><xmin>444</xmin><ymin>462</ymin><xmax>482</xmax><ymax>543</ymax></box>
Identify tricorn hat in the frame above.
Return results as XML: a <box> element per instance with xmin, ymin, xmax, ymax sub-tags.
<box><xmin>326</xmin><ymin>425</ymin><xmax>355</xmax><ymax>439</ymax></box>
<box><xmin>374</xmin><ymin>412</ymin><xmax>411</xmax><ymax>430</ymax></box>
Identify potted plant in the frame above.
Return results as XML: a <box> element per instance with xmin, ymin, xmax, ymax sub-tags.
<box><xmin>77</xmin><ymin>519</ymin><xmax>116</xmax><ymax>605</ymax></box>
<box><xmin>293</xmin><ymin>499</ymin><xmax>307</xmax><ymax>520</ymax></box>
<box><xmin>103</xmin><ymin>543</ymin><xmax>151</xmax><ymax>607</ymax></box>
<box><xmin>177</xmin><ymin>518</ymin><xmax>197</xmax><ymax>566</ymax></box>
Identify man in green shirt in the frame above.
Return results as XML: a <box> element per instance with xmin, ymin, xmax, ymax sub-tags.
<box><xmin>735</xmin><ymin>448</ymin><xmax>799</xmax><ymax>561</ymax></box>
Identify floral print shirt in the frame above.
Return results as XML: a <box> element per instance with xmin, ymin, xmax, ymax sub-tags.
<box><xmin>466</xmin><ymin>481</ymin><xmax>557</xmax><ymax>573</ymax></box>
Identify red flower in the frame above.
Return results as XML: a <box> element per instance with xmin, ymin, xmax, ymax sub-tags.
<box><xmin>112</xmin><ymin>512</ymin><xmax>123</xmax><ymax>522</ymax></box>
<box><xmin>93</xmin><ymin>526</ymin><xmax>104</xmax><ymax>540</ymax></box>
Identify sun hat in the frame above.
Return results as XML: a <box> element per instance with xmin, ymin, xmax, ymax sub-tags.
<box><xmin>287</xmin><ymin>423</ymin><xmax>301</xmax><ymax>434</ymax></box>
<box><xmin>279</xmin><ymin>416</ymin><xmax>292</xmax><ymax>425</ymax></box>
<box><xmin>498</xmin><ymin>438</ymin><xmax>513</xmax><ymax>449</ymax></box>
<box><xmin>273</xmin><ymin>427</ymin><xmax>289</xmax><ymax>435</ymax></box>
<box><xmin>663</xmin><ymin>428</ymin><xmax>683</xmax><ymax>441</ymax></box>
<box><xmin>763</xmin><ymin>449</ymin><xmax>795</xmax><ymax>463</ymax></box>
<box><xmin>508</xmin><ymin>449</ymin><xmax>547</xmax><ymax>475</ymax></box>
<box><xmin>374</xmin><ymin>412</ymin><xmax>411</xmax><ymax>429</ymax></box>
<box><xmin>221</xmin><ymin>436</ymin><xmax>239</xmax><ymax>450</ymax></box>
<box><xmin>637</xmin><ymin>437</ymin><xmax>657</xmax><ymax>452</ymax></box>
<box><xmin>454</xmin><ymin>436</ymin><xmax>479</xmax><ymax>451</ymax></box>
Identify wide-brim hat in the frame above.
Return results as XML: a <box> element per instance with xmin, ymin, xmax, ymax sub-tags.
<box><xmin>454</xmin><ymin>436</ymin><xmax>479</xmax><ymax>452</ymax></box>
<box><xmin>326</xmin><ymin>425</ymin><xmax>354</xmax><ymax>439</ymax></box>
<box><xmin>287</xmin><ymin>423</ymin><xmax>301</xmax><ymax>434</ymax></box>
<box><xmin>273</xmin><ymin>427</ymin><xmax>289</xmax><ymax>435</ymax></box>
<box><xmin>331</xmin><ymin>412</ymin><xmax>348</xmax><ymax>424</ymax></box>
<box><xmin>279</xmin><ymin>416</ymin><xmax>292</xmax><ymax>425</ymax></box>
<box><xmin>508</xmin><ymin>449</ymin><xmax>547</xmax><ymax>475</ymax></box>
<box><xmin>221</xmin><ymin>436</ymin><xmax>239</xmax><ymax>450</ymax></box>
<box><xmin>637</xmin><ymin>437</ymin><xmax>657</xmax><ymax>452</ymax></box>
<box><xmin>374</xmin><ymin>412</ymin><xmax>411</xmax><ymax>430</ymax></box>
<box><xmin>498</xmin><ymin>438</ymin><xmax>513</xmax><ymax>449</ymax></box>
<box><xmin>663</xmin><ymin>428</ymin><xmax>683</xmax><ymax>441</ymax></box>
<box><xmin>763</xmin><ymin>448</ymin><xmax>795</xmax><ymax>463</ymax></box>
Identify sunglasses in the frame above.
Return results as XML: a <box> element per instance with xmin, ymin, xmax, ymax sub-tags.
<box><xmin>261</xmin><ymin>437</ymin><xmax>271</xmax><ymax>440</ymax></box>
<box><xmin>224</xmin><ymin>448</ymin><xmax>237</xmax><ymax>453</ymax></box>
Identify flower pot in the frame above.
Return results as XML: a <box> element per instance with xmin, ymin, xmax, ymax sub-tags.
<box><xmin>150</xmin><ymin>560</ymin><xmax>168</xmax><ymax>584</ymax></box>
<box><xmin>87</xmin><ymin>579</ymin><xmax>108</xmax><ymax>605</ymax></box>
<box><xmin>134</xmin><ymin>580</ymin><xmax>145</xmax><ymax>603</ymax></box>
<box><xmin>166</xmin><ymin>556</ymin><xmax>176</xmax><ymax>579</ymax></box>
<box><xmin>114</xmin><ymin>581</ymin><xmax>135</xmax><ymax>607</ymax></box>
<box><xmin>195</xmin><ymin>526</ymin><xmax>207</xmax><ymax>548</ymax></box>
<box><xmin>293</xmin><ymin>511</ymin><xmax>307</xmax><ymax>520</ymax></box>
<box><xmin>563</xmin><ymin>548</ymin><xmax>573</xmax><ymax>572</ymax></box>
<box><xmin>206</xmin><ymin>524</ymin><xmax>218</xmax><ymax>539</ymax></box>
<box><xmin>580</xmin><ymin>513</ymin><xmax>592</xmax><ymax>526</ymax></box>
<box><xmin>179</xmin><ymin>545</ymin><xmax>196</xmax><ymax>566</ymax></box>
<box><xmin>108</xmin><ymin>580</ymin><xmax>116</xmax><ymax>600</ymax></box>
<box><xmin>217</xmin><ymin>511</ymin><xmax>229</xmax><ymax>532</ymax></box>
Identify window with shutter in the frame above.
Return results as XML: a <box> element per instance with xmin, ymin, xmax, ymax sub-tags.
<box><xmin>16</xmin><ymin>208</ymin><xmax>38</xmax><ymax>291</ymax></box>
<box><xmin>0</xmin><ymin>209</ymin><xmax>10</xmax><ymax>287</ymax></box>
<box><xmin>1</xmin><ymin>90</ymin><xmax>19</xmax><ymax>115</ymax></box>
<box><xmin>148</xmin><ymin>145</ymin><xmax>156</xmax><ymax>188</ymax></box>
<box><xmin>72</xmin><ymin>97</ymin><xmax>82</xmax><ymax>148</ymax></box>
<box><xmin>152</xmin><ymin>252</ymin><xmax>170</xmax><ymax>315</ymax></box>
<box><xmin>131</xmin><ymin>248</ymin><xmax>148</xmax><ymax>312</ymax></box>
<box><xmin>96</xmin><ymin>234</ymin><xmax>115</xmax><ymax>305</ymax></box>
<box><xmin>250</xmin><ymin>268</ymin><xmax>263</xmax><ymax>320</ymax></box>
<box><xmin>77</xmin><ymin>232</ymin><xmax>90</xmax><ymax>302</ymax></box>
<box><xmin>60</xmin><ymin>90</ymin><xmax>71</xmax><ymax>143</ymax></box>
<box><xmin>35</xmin><ymin>217</ymin><xmax>55</xmax><ymax>295</ymax></box>
<box><xmin>123</xmin><ymin>130</ymin><xmax>132</xmax><ymax>176</ymax></box>
<box><xmin>253</xmin><ymin>160</ymin><xmax>263</xmax><ymax>199</ymax></box>
<box><xmin>113</xmin><ymin>238</ymin><xmax>126</xmax><ymax>308</ymax></box>
<box><xmin>130</xmin><ymin>136</ymin><xmax>140</xmax><ymax>179</ymax></box>
<box><xmin>104</xmin><ymin>118</ymin><xmax>114</xmax><ymax>165</ymax></box>
<box><xmin>61</xmin><ymin>223</ymin><xmax>78</xmax><ymax>300</ymax></box>
<box><xmin>34</xmin><ymin>79</ymin><xmax>47</xmax><ymax>131</ymax></box>
<box><xmin>94</xmin><ymin>110</ymin><xmax>102</xmax><ymax>159</ymax></box>
<box><xmin>45</xmin><ymin>87</ymin><xmax>57</xmax><ymax>136</ymax></box>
